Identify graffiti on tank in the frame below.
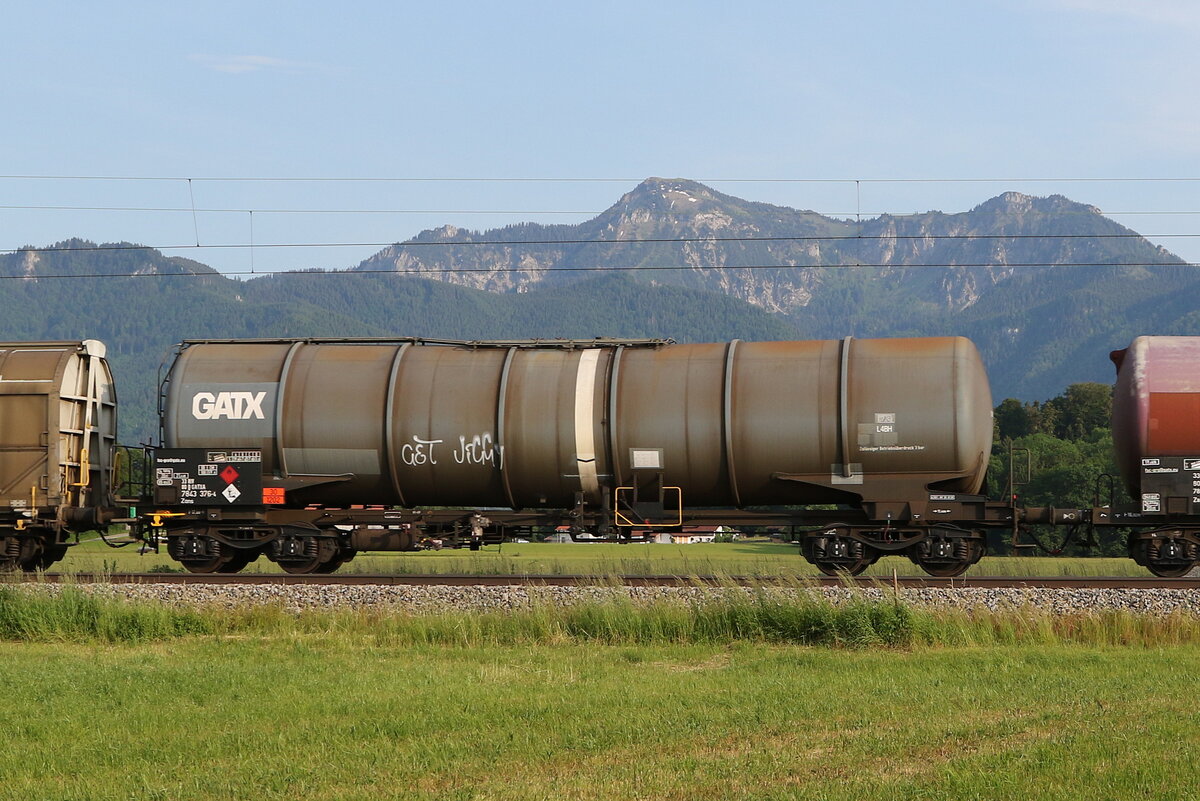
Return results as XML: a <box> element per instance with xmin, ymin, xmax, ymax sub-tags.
<box><xmin>453</xmin><ymin>433</ymin><xmax>505</xmax><ymax>469</ymax></box>
<box><xmin>399</xmin><ymin>436</ymin><xmax>443</xmax><ymax>466</ymax></box>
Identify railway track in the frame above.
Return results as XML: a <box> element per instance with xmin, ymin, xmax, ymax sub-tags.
<box><xmin>19</xmin><ymin>573</ymin><xmax>1200</xmax><ymax>589</ymax></box>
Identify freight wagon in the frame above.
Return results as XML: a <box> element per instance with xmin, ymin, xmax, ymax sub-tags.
<box><xmin>0</xmin><ymin>341</ymin><xmax>119</xmax><ymax>571</ymax></box>
<box><xmin>143</xmin><ymin>335</ymin><xmax>1055</xmax><ymax>576</ymax></box>
<box><xmin>2</xmin><ymin>334</ymin><xmax>1197</xmax><ymax>577</ymax></box>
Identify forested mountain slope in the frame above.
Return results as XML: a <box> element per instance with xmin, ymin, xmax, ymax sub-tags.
<box><xmin>4</xmin><ymin>180</ymin><xmax>1196</xmax><ymax>437</ymax></box>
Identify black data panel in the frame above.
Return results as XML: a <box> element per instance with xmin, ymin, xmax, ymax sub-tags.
<box><xmin>1138</xmin><ymin>456</ymin><xmax>1200</xmax><ymax>515</ymax></box>
<box><xmin>153</xmin><ymin>448</ymin><xmax>264</xmax><ymax>507</ymax></box>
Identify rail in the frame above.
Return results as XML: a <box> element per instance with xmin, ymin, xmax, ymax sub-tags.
<box><xmin>19</xmin><ymin>573</ymin><xmax>1200</xmax><ymax>589</ymax></box>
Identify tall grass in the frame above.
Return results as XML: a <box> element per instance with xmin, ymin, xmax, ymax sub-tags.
<box><xmin>0</xmin><ymin>584</ymin><xmax>212</xmax><ymax>642</ymax></box>
<box><xmin>351</xmin><ymin>588</ymin><xmax>925</xmax><ymax>648</ymax></box>
<box><xmin>4</xmin><ymin>582</ymin><xmax>1199</xmax><ymax>649</ymax></box>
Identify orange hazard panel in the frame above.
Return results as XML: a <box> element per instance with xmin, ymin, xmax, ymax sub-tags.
<box><xmin>262</xmin><ymin>487</ymin><xmax>287</xmax><ymax>504</ymax></box>
<box><xmin>1147</xmin><ymin>392</ymin><xmax>1200</xmax><ymax>453</ymax></box>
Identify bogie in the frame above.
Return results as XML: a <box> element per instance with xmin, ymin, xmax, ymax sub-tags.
<box><xmin>1129</xmin><ymin>531</ymin><xmax>1199</xmax><ymax>579</ymax></box>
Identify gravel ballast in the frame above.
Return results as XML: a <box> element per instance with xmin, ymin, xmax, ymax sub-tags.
<box><xmin>11</xmin><ymin>583</ymin><xmax>1200</xmax><ymax>616</ymax></box>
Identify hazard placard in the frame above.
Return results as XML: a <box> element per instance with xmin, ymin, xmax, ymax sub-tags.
<box><xmin>152</xmin><ymin>448</ymin><xmax>263</xmax><ymax>507</ymax></box>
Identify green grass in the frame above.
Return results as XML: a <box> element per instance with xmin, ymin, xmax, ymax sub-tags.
<box><xmin>0</xmin><ymin>636</ymin><xmax>1196</xmax><ymax>800</ymax></box>
<box><xmin>4</xmin><ymin>582</ymin><xmax>1200</xmax><ymax>650</ymax></box>
<box><xmin>57</xmin><ymin>538</ymin><xmax>1152</xmax><ymax>577</ymax></box>
<box><xmin>2</xmin><ymin>588</ymin><xmax>1198</xmax><ymax>798</ymax></box>
<box><xmin>0</xmin><ymin>584</ymin><xmax>214</xmax><ymax>642</ymax></box>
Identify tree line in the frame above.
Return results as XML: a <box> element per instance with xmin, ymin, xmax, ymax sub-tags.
<box><xmin>987</xmin><ymin>382</ymin><xmax>1130</xmax><ymax>556</ymax></box>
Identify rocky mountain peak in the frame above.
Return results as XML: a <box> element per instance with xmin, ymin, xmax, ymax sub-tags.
<box><xmin>609</xmin><ymin>177</ymin><xmax>722</xmax><ymax>215</ymax></box>
<box><xmin>971</xmin><ymin>191</ymin><xmax>1101</xmax><ymax>217</ymax></box>
<box><xmin>353</xmin><ymin>178</ymin><xmax>1181</xmax><ymax>325</ymax></box>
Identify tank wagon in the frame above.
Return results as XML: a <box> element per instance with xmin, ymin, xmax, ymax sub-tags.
<box><xmin>1110</xmin><ymin>336</ymin><xmax>1200</xmax><ymax>576</ymax></box>
<box><xmin>142</xmin><ymin>335</ymin><xmax>1030</xmax><ymax>576</ymax></box>
<box><xmin>0</xmin><ymin>340</ymin><xmax>119</xmax><ymax>571</ymax></box>
<box><xmin>2</xmin><ymin>334</ymin><xmax>1194</xmax><ymax>578</ymax></box>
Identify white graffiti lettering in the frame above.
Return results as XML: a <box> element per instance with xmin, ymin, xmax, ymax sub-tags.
<box><xmin>453</xmin><ymin>433</ymin><xmax>504</xmax><ymax>469</ymax></box>
<box><xmin>191</xmin><ymin>391</ymin><xmax>267</xmax><ymax>420</ymax></box>
<box><xmin>400</xmin><ymin>436</ymin><xmax>443</xmax><ymax>466</ymax></box>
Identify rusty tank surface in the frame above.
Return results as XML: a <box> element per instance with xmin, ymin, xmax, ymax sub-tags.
<box><xmin>1111</xmin><ymin>336</ymin><xmax>1200</xmax><ymax>499</ymax></box>
<box><xmin>160</xmin><ymin>335</ymin><xmax>992</xmax><ymax>510</ymax></box>
<box><xmin>1109</xmin><ymin>336</ymin><xmax>1200</xmax><ymax>576</ymax></box>
<box><xmin>0</xmin><ymin>340</ymin><xmax>118</xmax><ymax>571</ymax></box>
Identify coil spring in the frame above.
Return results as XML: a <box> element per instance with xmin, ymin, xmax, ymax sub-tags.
<box><xmin>1146</xmin><ymin>538</ymin><xmax>1197</xmax><ymax>562</ymax></box>
<box><xmin>167</xmin><ymin>536</ymin><xmax>220</xmax><ymax>561</ymax></box>
<box><xmin>2</xmin><ymin>537</ymin><xmax>19</xmax><ymax>560</ymax></box>
<box><xmin>810</xmin><ymin>538</ymin><xmax>827</xmax><ymax>560</ymax></box>
<box><xmin>267</xmin><ymin>536</ymin><xmax>319</xmax><ymax>560</ymax></box>
<box><xmin>811</xmin><ymin>537</ymin><xmax>862</xmax><ymax>561</ymax></box>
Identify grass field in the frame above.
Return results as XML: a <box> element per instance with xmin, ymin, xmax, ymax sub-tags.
<box><xmin>1</xmin><ymin>637</ymin><xmax>1196</xmax><ymax>800</ymax></box>
<box><xmin>2</xmin><ymin>587</ymin><xmax>1199</xmax><ymax>799</ymax></box>
<box><xmin>57</xmin><ymin>538</ymin><xmax>1151</xmax><ymax>577</ymax></box>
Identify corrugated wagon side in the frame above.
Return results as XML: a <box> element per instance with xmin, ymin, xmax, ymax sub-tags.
<box><xmin>0</xmin><ymin>340</ymin><xmax>118</xmax><ymax>571</ymax></box>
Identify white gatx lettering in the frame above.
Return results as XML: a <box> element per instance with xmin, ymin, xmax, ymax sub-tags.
<box><xmin>191</xmin><ymin>391</ymin><xmax>268</xmax><ymax>420</ymax></box>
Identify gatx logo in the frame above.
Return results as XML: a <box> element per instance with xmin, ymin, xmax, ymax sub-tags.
<box><xmin>191</xmin><ymin>391</ymin><xmax>267</xmax><ymax>420</ymax></box>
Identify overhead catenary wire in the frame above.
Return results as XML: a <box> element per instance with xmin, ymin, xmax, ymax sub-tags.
<box><xmin>1</xmin><ymin>261</ymin><xmax>1196</xmax><ymax>281</ymax></box>
<box><xmin>4</xmin><ymin>174</ymin><xmax>1200</xmax><ymax>183</ymax></box>
<box><xmin>3</xmin><ymin>173</ymin><xmax>1198</xmax><ymax>276</ymax></box>
<box><xmin>1</xmin><ymin>231</ymin><xmax>1197</xmax><ymax>257</ymax></box>
<box><xmin>4</xmin><ymin>203</ymin><xmax>1200</xmax><ymax>216</ymax></box>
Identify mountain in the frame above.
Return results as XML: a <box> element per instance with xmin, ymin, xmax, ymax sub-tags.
<box><xmin>356</xmin><ymin>178</ymin><xmax>1182</xmax><ymax>310</ymax></box>
<box><xmin>0</xmin><ymin>241</ymin><xmax>793</xmax><ymax>439</ymax></box>
<box><xmin>355</xmin><ymin>179</ymin><xmax>1197</xmax><ymax>397</ymax></box>
<box><xmin>2</xmin><ymin>180</ymin><xmax>1197</xmax><ymax>439</ymax></box>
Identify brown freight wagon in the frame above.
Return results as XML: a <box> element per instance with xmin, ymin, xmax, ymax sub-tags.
<box><xmin>149</xmin><ymin>335</ymin><xmax>1014</xmax><ymax>576</ymax></box>
<box><xmin>0</xmin><ymin>340</ymin><xmax>118</xmax><ymax>571</ymax></box>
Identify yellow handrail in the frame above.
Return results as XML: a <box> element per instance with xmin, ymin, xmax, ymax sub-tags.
<box><xmin>613</xmin><ymin>486</ymin><xmax>683</xmax><ymax>528</ymax></box>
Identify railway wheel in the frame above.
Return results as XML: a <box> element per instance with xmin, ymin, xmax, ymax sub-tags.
<box><xmin>1146</xmin><ymin>562</ymin><xmax>1197</xmax><ymax>578</ymax></box>
<box><xmin>278</xmin><ymin>554</ymin><xmax>345</xmax><ymax>574</ymax></box>
<box><xmin>271</xmin><ymin>536</ymin><xmax>346</xmax><ymax>574</ymax></box>
<box><xmin>220</xmin><ymin>550</ymin><xmax>259</xmax><ymax>574</ymax></box>
<box><xmin>912</xmin><ymin>535</ymin><xmax>983</xmax><ymax>578</ymax></box>
<box><xmin>806</xmin><ymin>527</ymin><xmax>878</xmax><ymax>576</ymax></box>
<box><xmin>180</xmin><ymin>554</ymin><xmax>233</xmax><ymax>574</ymax></box>
<box><xmin>312</xmin><ymin>549</ymin><xmax>357</xmax><ymax>574</ymax></box>
<box><xmin>278</xmin><ymin>549</ymin><xmax>354</xmax><ymax>574</ymax></box>
<box><xmin>278</xmin><ymin>557</ymin><xmax>326</xmax><ymax>574</ymax></box>
<box><xmin>813</xmin><ymin>557</ymin><xmax>874</xmax><ymax>577</ymax></box>
<box><xmin>170</xmin><ymin>535</ymin><xmax>231</xmax><ymax>573</ymax></box>
<box><xmin>914</xmin><ymin>559</ymin><xmax>972</xmax><ymax>578</ymax></box>
<box><xmin>15</xmin><ymin>538</ymin><xmax>46</xmax><ymax>572</ymax></box>
<box><xmin>0</xmin><ymin>536</ymin><xmax>20</xmax><ymax>572</ymax></box>
<box><xmin>35</xmin><ymin>543</ymin><xmax>69</xmax><ymax>571</ymax></box>
<box><xmin>1130</xmin><ymin>533</ymin><xmax>1198</xmax><ymax>578</ymax></box>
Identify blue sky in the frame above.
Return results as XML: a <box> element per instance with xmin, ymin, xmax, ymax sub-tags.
<box><xmin>2</xmin><ymin>0</ymin><xmax>1198</xmax><ymax>273</ymax></box>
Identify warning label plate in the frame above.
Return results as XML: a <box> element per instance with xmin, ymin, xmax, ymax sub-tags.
<box><xmin>153</xmin><ymin>448</ymin><xmax>263</xmax><ymax>507</ymax></box>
